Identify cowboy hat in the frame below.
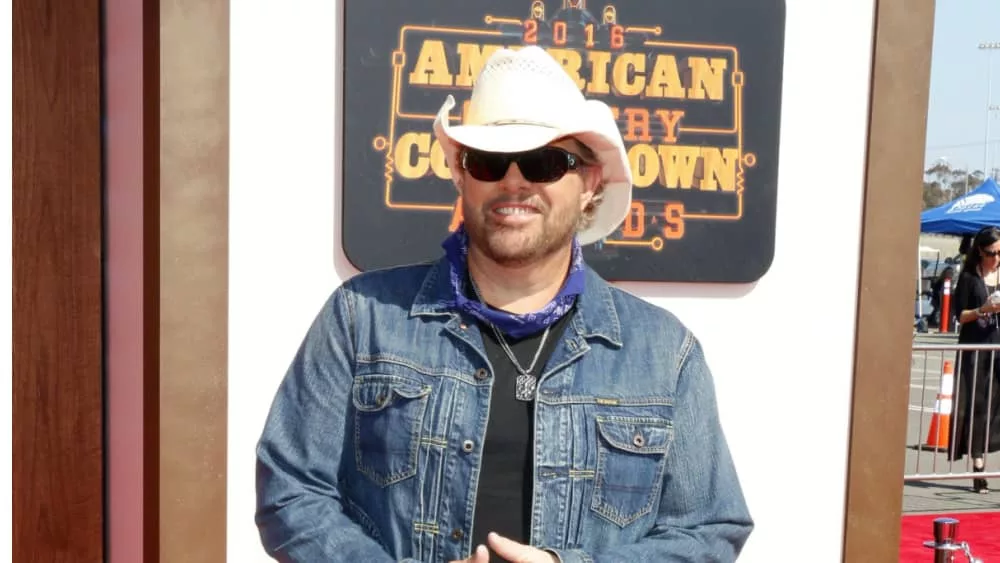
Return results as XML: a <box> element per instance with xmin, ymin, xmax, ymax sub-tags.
<box><xmin>432</xmin><ymin>46</ymin><xmax>632</xmax><ymax>245</ymax></box>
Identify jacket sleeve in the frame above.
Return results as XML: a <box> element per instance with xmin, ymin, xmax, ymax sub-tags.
<box><xmin>953</xmin><ymin>272</ymin><xmax>980</xmax><ymax>315</ymax></box>
<box><xmin>549</xmin><ymin>335</ymin><xmax>753</xmax><ymax>563</ymax></box>
<box><xmin>255</xmin><ymin>285</ymin><xmax>409</xmax><ymax>562</ymax></box>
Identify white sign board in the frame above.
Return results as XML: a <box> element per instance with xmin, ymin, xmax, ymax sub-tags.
<box><xmin>229</xmin><ymin>1</ymin><xmax>875</xmax><ymax>560</ymax></box>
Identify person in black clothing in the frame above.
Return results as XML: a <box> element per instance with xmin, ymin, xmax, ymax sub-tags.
<box><xmin>255</xmin><ymin>46</ymin><xmax>751</xmax><ymax>563</ymax></box>
<box><xmin>959</xmin><ymin>234</ymin><xmax>973</xmax><ymax>256</ymax></box>
<box><xmin>949</xmin><ymin>226</ymin><xmax>1000</xmax><ymax>493</ymax></box>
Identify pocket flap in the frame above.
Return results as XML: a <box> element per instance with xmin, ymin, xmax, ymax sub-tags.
<box><xmin>353</xmin><ymin>375</ymin><xmax>431</xmax><ymax>412</ymax></box>
<box><xmin>596</xmin><ymin>417</ymin><xmax>672</xmax><ymax>454</ymax></box>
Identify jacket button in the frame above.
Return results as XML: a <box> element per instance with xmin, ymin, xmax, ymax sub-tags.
<box><xmin>633</xmin><ymin>433</ymin><xmax>645</xmax><ymax>448</ymax></box>
<box><xmin>451</xmin><ymin>528</ymin><xmax>464</xmax><ymax>540</ymax></box>
<box><xmin>462</xmin><ymin>440</ymin><xmax>475</xmax><ymax>452</ymax></box>
<box><xmin>474</xmin><ymin>368</ymin><xmax>488</xmax><ymax>381</ymax></box>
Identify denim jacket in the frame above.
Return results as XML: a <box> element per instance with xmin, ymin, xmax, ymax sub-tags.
<box><xmin>255</xmin><ymin>258</ymin><xmax>753</xmax><ymax>562</ymax></box>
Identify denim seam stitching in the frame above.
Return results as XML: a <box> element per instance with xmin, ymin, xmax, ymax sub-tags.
<box><xmin>356</xmin><ymin>354</ymin><xmax>467</xmax><ymax>378</ymax></box>
<box><xmin>676</xmin><ymin>330</ymin><xmax>696</xmax><ymax>374</ymax></box>
<box><xmin>538</xmin><ymin>396</ymin><xmax>674</xmax><ymax>407</ymax></box>
<box><xmin>343</xmin><ymin>495</ymin><xmax>388</xmax><ymax>551</ymax></box>
<box><xmin>343</xmin><ymin>283</ymin><xmax>358</xmax><ymax>372</ymax></box>
<box><xmin>353</xmin><ymin>387</ymin><xmax>430</xmax><ymax>487</ymax></box>
<box><xmin>590</xmin><ymin>417</ymin><xmax>670</xmax><ymax>527</ymax></box>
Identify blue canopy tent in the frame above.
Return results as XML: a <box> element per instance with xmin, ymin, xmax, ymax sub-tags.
<box><xmin>921</xmin><ymin>178</ymin><xmax>1000</xmax><ymax>235</ymax></box>
<box><xmin>915</xmin><ymin>178</ymin><xmax>1000</xmax><ymax>331</ymax></box>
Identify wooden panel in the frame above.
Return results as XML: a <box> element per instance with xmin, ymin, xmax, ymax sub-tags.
<box><xmin>104</xmin><ymin>0</ymin><xmax>161</xmax><ymax>561</ymax></box>
<box><xmin>12</xmin><ymin>0</ymin><xmax>104</xmax><ymax>561</ymax></box>
<box><xmin>843</xmin><ymin>0</ymin><xmax>936</xmax><ymax>560</ymax></box>
<box><xmin>158</xmin><ymin>0</ymin><xmax>230</xmax><ymax>561</ymax></box>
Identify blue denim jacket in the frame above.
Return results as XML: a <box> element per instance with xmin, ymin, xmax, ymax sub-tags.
<box><xmin>256</xmin><ymin>258</ymin><xmax>753</xmax><ymax>562</ymax></box>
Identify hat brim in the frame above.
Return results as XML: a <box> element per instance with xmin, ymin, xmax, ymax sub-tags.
<box><xmin>445</xmin><ymin>123</ymin><xmax>563</xmax><ymax>155</ymax></box>
<box><xmin>433</xmin><ymin>95</ymin><xmax>632</xmax><ymax>246</ymax></box>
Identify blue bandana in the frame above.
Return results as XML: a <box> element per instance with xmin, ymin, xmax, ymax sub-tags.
<box><xmin>442</xmin><ymin>225</ymin><xmax>585</xmax><ymax>339</ymax></box>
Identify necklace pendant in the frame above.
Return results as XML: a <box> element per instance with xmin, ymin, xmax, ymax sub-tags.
<box><xmin>515</xmin><ymin>374</ymin><xmax>537</xmax><ymax>402</ymax></box>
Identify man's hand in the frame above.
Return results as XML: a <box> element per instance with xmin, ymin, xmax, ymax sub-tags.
<box><xmin>448</xmin><ymin>533</ymin><xmax>558</xmax><ymax>563</ymax></box>
<box><xmin>449</xmin><ymin>544</ymin><xmax>490</xmax><ymax>563</ymax></box>
<box><xmin>487</xmin><ymin>533</ymin><xmax>558</xmax><ymax>563</ymax></box>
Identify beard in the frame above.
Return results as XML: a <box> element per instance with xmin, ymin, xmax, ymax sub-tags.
<box><xmin>463</xmin><ymin>196</ymin><xmax>580</xmax><ymax>267</ymax></box>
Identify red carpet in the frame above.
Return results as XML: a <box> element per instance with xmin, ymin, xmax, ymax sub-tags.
<box><xmin>900</xmin><ymin>512</ymin><xmax>1000</xmax><ymax>561</ymax></box>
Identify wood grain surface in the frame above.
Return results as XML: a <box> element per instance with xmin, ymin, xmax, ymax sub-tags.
<box><xmin>12</xmin><ymin>0</ymin><xmax>104</xmax><ymax>561</ymax></box>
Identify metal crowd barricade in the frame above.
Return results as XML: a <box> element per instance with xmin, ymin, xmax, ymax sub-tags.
<box><xmin>906</xmin><ymin>343</ymin><xmax>1000</xmax><ymax>483</ymax></box>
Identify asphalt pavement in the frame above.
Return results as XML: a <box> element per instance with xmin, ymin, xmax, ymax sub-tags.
<box><xmin>903</xmin><ymin>332</ymin><xmax>1000</xmax><ymax>514</ymax></box>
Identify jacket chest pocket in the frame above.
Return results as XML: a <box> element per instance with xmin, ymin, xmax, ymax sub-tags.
<box><xmin>591</xmin><ymin>416</ymin><xmax>673</xmax><ymax>527</ymax></box>
<box><xmin>352</xmin><ymin>375</ymin><xmax>432</xmax><ymax>487</ymax></box>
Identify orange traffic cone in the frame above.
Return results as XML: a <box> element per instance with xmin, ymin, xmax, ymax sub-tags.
<box><xmin>924</xmin><ymin>360</ymin><xmax>955</xmax><ymax>450</ymax></box>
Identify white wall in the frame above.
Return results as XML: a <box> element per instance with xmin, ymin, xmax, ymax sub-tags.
<box><xmin>229</xmin><ymin>1</ymin><xmax>875</xmax><ymax>561</ymax></box>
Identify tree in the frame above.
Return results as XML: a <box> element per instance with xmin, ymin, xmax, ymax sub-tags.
<box><xmin>922</xmin><ymin>161</ymin><xmax>985</xmax><ymax>209</ymax></box>
<box><xmin>923</xmin><ymin>180</ymin><xmax>947</xmax><ymax>209</ymax></box>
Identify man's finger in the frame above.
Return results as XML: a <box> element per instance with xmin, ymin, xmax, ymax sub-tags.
<box><xmin>472</xmin><ymin>544</ymin><xmax>490</xmax><ymax>563</ymax></box>
<box><xmin>449</xmin><ymin>544</ymin><xmax>490</xmax><ymax>563</ymax></box>
<box><xmin>487</xmin><ymin>532</ymin><xmax>537</xmax><ymax>562</ymax></box>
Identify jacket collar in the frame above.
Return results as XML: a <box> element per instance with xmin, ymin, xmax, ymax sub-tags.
<box><xmin>410</xmin><ymin>256</ymin><xmax>623</xmax><ymax>347</ymax></box>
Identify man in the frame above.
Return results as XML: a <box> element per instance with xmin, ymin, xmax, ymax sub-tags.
<box><xmin>255</xmin><ymin>46</ymin><xmax>752</xmax><ymax>563</ymax></box>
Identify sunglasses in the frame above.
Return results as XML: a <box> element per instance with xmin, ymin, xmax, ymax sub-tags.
<box><xmin>460</xmin><ymin>146</ymin><xmax>584</xmax><ymax>183</ymax></box>
<box><xmin>984</xmin><ymin>250</ymin><xmax>1000</xmax><ymax>257</ymax></box>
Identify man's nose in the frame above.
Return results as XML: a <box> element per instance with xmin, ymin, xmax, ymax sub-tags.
<box><xmin>498</xmin><ymin>163</ymin><xmax>530</xmax><ymax>193</ymax></box>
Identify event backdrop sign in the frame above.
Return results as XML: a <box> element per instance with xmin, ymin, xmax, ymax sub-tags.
<box><xmin>341</xmin><ymin>0</ymin><xmax>785</xmax><ymax>282</ymax></box>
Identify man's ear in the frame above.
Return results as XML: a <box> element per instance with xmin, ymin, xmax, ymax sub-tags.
<box><xmin>448</xmin><ymin>150</ymin><xmax>465</xmax><ymax>194</ymax></box>
<box><xmin>581</xmin><ymin>166</ymin><xmax>602</xmax><ymax>202</ymax></box>
<box><xmin>588</xmin><ymin>165</ymin><xmax>603</xmax><ymax>192</ymax></box>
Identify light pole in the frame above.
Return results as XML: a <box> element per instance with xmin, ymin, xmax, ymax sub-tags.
<box><xmin>979</xmin><ymin>42</ymin><xmax>1000</xmax><ymax>177</ymax></box>
<box><xmin>991</xmin><ymin>104</ymin><xmax>1000</xmax><ymax>179</ymax></box>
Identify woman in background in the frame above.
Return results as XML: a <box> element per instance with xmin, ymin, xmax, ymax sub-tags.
<box><xmin>950</xmin><ymin>226</ymin><xmax>1000</xmax><ymax>493</ymax></box>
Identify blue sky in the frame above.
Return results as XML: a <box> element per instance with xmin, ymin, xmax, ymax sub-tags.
<box><xmin>922</xmin><ymin>0</ymin><xmax>1000</xmax><ymax>176</ymax></box>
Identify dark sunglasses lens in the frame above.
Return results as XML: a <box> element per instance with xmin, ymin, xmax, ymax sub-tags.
<box><xmin>464</xmin><ymin>151</ymin><xmax>509</xmax><ymax>181</ymax></box>
<box><xmin>518</xmin><ymin>148</ymin><xmax>570</xmax><ymax>182</ymax></box>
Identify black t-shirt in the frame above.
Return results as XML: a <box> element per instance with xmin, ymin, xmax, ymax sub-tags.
<box><xmin>470</xmin><ymin>311</ymin><xmax>572</xmax><ymax>550</ymax></box>
<box><xmin>955</xmin><ymin>269</ymin><xmax>1000</xmax><ymax>344</ymax></box>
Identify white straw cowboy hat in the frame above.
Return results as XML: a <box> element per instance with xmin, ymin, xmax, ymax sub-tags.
<box><xmin>432</xmin><ymin>46</ymin><xmax>632</xmax><ymax>245</ymax></box>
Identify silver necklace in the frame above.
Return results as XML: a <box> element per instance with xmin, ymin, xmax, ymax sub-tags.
<box><xmin>489</xmin><ymin>323</ymin><xmax>550</xmax><ymax>401</ymax></box>
<box><xmin>470</xmin><ymin>279</ymin><xmax>551</xmax><ymax>401</ymax></box>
